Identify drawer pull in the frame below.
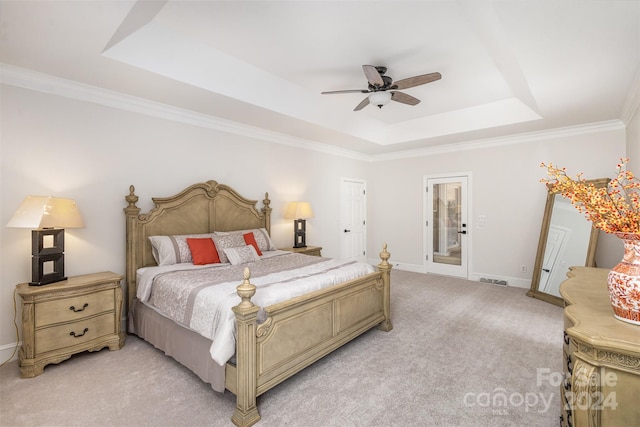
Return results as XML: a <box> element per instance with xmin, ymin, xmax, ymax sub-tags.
<box><xmin>563</xmin><ymin>331</ymin><xmax>570</xmax><ymax>345</ymax></box>
<box><xmin>69</xmin><ymin>328</ymin><xmax>89</xmax><ymax>338</ymax></box>
<box><xmin>69</xmin><ymin>303</ymin><xmax>89</xmax><ymax>312</ymax></box>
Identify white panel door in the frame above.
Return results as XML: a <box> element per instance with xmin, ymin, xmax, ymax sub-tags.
<box><xmin>425</xmin><ymin>175</ymin><xmax>469</xmax><ymax>278</ymax></box>
<box><xmin>340</xmin><ymin>178</ymin><xmax>366</xmax><ymax>261</ymax></box>
<box><xmin>539</xmin><ymin>225</ymin><xmax>569</xmax><ymax>295</ymax></box>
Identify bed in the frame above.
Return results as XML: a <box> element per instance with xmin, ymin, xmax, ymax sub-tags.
<box><xmin>123</xmin><ymin>180</ymin><xmax>392</xmax><ymax>426</ymax></box>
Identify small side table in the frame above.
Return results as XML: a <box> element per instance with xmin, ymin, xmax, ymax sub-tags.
<box><xmin>17</xmin><ymin>271</ymin><xmax>125</xmax><ymax>378</ymax></box>
<box><xmin>281</xmin><ymin>246</ymin><xmax>323</xmax><ymax>257</ymax></box>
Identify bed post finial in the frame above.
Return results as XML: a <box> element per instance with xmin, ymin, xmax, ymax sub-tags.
<box><xmin>125</xmin><ymin>185</ymin><xmax>139</xmax><ymax>210</ymax></box>
<box><xmin>236</xmin><ymin>268</ymin><xmax>257</xmax><ymax>310</ymax></box>
<box><xmin>379</xmin><ymin>242</ymin><xmax>391</xmax><ymax>268</ymax></box>
<box><xmin>377</xmin><ymin>243</ymin><xmax>393</xmax><ymax>332</ymax></box>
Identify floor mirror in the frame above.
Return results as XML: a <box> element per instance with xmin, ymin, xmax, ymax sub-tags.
<box><xmin>527</xmin><ymin>178</ymin><xmax>610</xmax><ymax>306</ymax></box>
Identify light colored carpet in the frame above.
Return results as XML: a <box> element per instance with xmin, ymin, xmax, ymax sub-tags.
<box><xmin>0</xmin><ymin>270</ymin><xmax>563</xmax><ymax>427</ymax></box>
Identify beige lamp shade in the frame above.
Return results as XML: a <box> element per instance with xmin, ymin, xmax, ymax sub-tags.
<box><xmin>284</xmin><ymin>202</ymin><xmax>314</xmax><ymax>220</ymax></box>
<box><xmin>7</xmin><ymin>196</ymin><xmax>84</xmax><ymax>229</ymax></box>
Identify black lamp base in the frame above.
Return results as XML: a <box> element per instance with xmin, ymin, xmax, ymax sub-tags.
<box><xmin>30</xmin><ymin>229</ymin><xmax>67</xmax><ymax>286</ymax></box>
<box><xmin>293</xmin><ymin>219</ymin><xmax>307</xmax><ymax>248</ymax></box>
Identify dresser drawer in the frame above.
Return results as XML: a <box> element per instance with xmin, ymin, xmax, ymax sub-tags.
<box><xmin>35</xmin><ymin>312</ymin><xmax>116</xmax><ymax>354</ymax></box>
<box><xmin>34</xmin><ymin>289</ymin><xmax>115</xmax><ymax>327</ymax></box>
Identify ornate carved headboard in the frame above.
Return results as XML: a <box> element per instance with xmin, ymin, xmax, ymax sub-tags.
<box><xmin>123</xmin><ymin>180</ymin><xmax>272</xmax><ymax>310</ymax></box>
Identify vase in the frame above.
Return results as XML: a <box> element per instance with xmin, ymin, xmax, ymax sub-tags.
<box><xmin>607</xmin><ymin>232</ymin><xmax>640</xmax><ymax>325</ymax></box>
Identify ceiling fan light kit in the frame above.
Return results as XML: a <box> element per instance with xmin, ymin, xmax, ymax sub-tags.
<box><xmin>321</xmin><ymin>65</ymin><xmax>441</xmax><ymax>111</ymax></box>
<box><xmin>368</xmin><ymin>91</ymin><xmax>392</xmax><ymax>108</ymax></box>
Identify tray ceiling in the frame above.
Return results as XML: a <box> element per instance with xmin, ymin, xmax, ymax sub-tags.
<box><xmin>1</xmin><ymin>0</ymin><xmax>638</xmax><ymax>157</ymax></box>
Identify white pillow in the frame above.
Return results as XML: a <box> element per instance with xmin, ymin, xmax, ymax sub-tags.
<box><xmin>212</xmin><ymin>234</ymin><xmax>246</xmax><ymax>263</ymax></box>
<box><xmin>148</xmin><ymin>233</ymin><xmax>215</xmax><ymax>266</ymax></box>
<box><xmin>215</xmin><ymin>228</ymin><xmax>277</xmax><ymax>252</ymax></box>
<box><xmin>223</xmin><ymin>245</ymin><xmax>260</xmax><ymax>266</ymax></box>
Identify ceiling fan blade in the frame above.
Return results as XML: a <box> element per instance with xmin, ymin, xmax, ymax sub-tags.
<box><xmin>354</xmin><ymin>97</ymin><xmax>370</xmax><ymax>111</ymax></box>
<box><xmin>393</xmin><ymin>72</ymin><xmax>442</xmax><ymax>90</ymax></box>
<box><xmin>321</xmin><ymin>89</ymin><xmax>369</xmax><ymax>94</ymax></box>
<box><xmin>391</xmin><ymin>91</ymin><xmax>421</xmax><ymax>106</ymax></box>
<box><xmin>362</xmin><ymin>65</ymin><xmax>384</xmax><ymax>87</ymax></box>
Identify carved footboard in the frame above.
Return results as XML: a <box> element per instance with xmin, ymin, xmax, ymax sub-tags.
<box><xmin>228</xmin><ymin>245</ymin><xmax>393</xmax><ymax>426</ymax></box>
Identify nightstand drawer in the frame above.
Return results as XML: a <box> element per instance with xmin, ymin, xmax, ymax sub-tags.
<box><xmin>35</xmin><ymin>312</ymin><xmax>116</xmax><ymax>354</ymax></box>
<box><xmin>35</xmin><ymin>289</ymin><xmax>115</xmax><ymax>327</ymax></box>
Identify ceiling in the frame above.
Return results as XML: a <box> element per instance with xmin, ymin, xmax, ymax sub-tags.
<box><xmin>1</xmin><ymin>0</ymin><xmax>639</xmax><ymax>158</ymax></box>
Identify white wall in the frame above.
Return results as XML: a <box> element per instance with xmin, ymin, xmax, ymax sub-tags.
<box><xmin>369</xmin><ymin>128</ymin><xmax>626</xmax><ymax>284</ymax></box>
<box><xmin>0</xmin><ymin>77</ymin><xmax>632</xmax><ymax>361</ymax></box>
<box><xmin>596</xmin><ymin>90</ymin><xmax>640</xmax><ymax>269</ymax></box>
<box><xmin>0</xmin><ymin>84</ymin><xmax>368</xmax><ymax>358</ymax></box>
<box><xmin>627</xmin><ymin>96</ymin><xmax>640</xmax><ymax>169</ymax></box>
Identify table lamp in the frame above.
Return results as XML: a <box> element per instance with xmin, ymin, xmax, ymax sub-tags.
<box><xmin>284</xmin><ymin>202</ymin><xmax>314</xmax><ymax>248</ymax></box>
<box><xmin>7</xmin><ymin>196</ymin><xmax>84</xmax><ymax>285</ymax></box>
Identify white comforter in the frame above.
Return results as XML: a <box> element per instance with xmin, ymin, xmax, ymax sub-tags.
<box><xmin>137</xmin><ymin>252</ymin><xmax>375</xmax><ymax>365</ymax></box>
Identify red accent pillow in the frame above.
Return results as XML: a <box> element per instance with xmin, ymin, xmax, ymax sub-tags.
<box><xmin>243</xmin><ymin>232</ymin><xmax>263</xmax><ymax>256</ymax></box>
<box><xmin>186</xmin><ymin>238</ymin><xmax>221</xmax><ymax>265</ymax></box>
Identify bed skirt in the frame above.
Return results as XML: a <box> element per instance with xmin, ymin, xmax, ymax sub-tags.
<box><xmin>129</xmin><ymin>298</ymin><xmax>226</xmax><ymax>392</ymax></box>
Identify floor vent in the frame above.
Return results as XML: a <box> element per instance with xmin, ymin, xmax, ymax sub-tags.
<box><xmin>480</xmin><ymin>278</ymin><xmax>508</xmax><ymax>286</ymax></box>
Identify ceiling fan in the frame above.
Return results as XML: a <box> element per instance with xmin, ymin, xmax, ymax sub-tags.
<box><xmin>321</xmin><ymin>65</ymin><xmax>441</xmax><ymax>111</ymax></box>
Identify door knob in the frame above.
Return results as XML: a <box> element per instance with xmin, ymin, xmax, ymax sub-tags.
<box><xmin>457</xmin><ymin>230</ymin><xmax>467</xmax><ymax>234</ymax></box>
<box><xmin>344</xmin><ymin>229</ymin><xmax>351</xmax><ymax>233</ymax></box>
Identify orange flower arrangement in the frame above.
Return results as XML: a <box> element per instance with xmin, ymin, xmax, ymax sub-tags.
<box><xmin>541</xmin><ymin>158</ymin><xmax>640</xmax><ymax>234</ymax></box>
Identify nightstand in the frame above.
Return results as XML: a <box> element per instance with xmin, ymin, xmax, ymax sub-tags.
<box><xmin>281</xmin><ymin>245</ymin><xmax>323</xmax><ymax>257</ymax></box>
<box><xmin>17</xmin><ymin>271</ymin><xmax>125</xmax><ymax>378</ymax></box>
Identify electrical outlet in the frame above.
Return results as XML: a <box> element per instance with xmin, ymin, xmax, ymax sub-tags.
<box><xmin>521</xmin><ymin>265</ymin><xmax>527</xmax><ymax>273</ymax></box>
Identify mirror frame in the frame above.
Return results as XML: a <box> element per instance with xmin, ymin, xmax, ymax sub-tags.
<box><xmin>527</xmin><ymin>178</ymin><xmax>610</xmax><ymax>306</ymax></box>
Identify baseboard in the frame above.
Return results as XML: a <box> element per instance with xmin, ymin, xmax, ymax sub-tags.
<box><xmin>368</xmin><ymin>258</ymin><xmax>424</xmax><ymax>273</ymax></box>
<box><xmin>367</xmin><ymin>258</ymin><xmax>532</xmax><ymax>289</ymax></box>
<box><xmin>390</xmin><ymin>263</ymin><xmax>424</xmax><ymax>273</ymax></box>
<box><xmin>0</xmin><ymin>341</ymin><xmax>20</xmax><ymax>364</ymax></box>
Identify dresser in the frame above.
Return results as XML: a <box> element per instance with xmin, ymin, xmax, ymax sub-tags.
<box><xmin>17</xmin><ymin>272</ymin><xmax>125</xmax><ymax>378</ymax></box>
<box><xmin>559</xmin><ymin>267</ymin><xmax>640</xmax><ymax>427</ymax></box>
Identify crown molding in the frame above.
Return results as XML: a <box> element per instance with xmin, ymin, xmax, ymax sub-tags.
<box><xmin>1</xmin><ymin>63</ymin><xmax>627</xmax><ymax>164</ymax></box>
<box><xmin>0</xmin><ymin>64</ymin><xmax>370</xmax><ymax>162</ymax></box>
<box><xmin>370</xmin><ymin>119</ymin><xmax>626</xmax><ymax>162</ymax></box>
